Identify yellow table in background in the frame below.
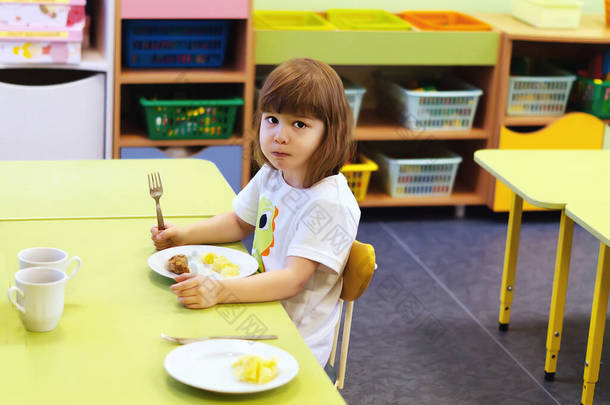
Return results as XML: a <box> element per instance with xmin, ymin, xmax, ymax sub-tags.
<box><xmin>0</xmin><ymin>218</ymin><xmax>345</xmax><ymax>404</ymax></box>
<box><xmin>566</xmin><ymin>202</ymin><xmax>610</xmax><ymax>405</ymax></box>
<box><xmin>474</xmin><ymin>149</ymin><xmax>610</xmax><ymax>398</ymax></box>
<box><xmin>0</xmin><ymin>159</ymin><xmax>236</xmax><ymax>220</ymax></box>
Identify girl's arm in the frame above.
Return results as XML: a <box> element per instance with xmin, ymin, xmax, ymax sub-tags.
<box><xmin>151</xmin><ymin>211</ymin><xmax>255</xmax><ymax>249</ymax></box>
<box><xmin>170</xmin><ymin>256</ymin><xmax>318</xmax><ymax>308</ymax></box>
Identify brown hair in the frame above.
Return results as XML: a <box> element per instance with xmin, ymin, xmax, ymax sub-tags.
<box><xmin>252</xmin><ymin>58</ymin><xmax>354</xmax><ymax>188</ymax></box>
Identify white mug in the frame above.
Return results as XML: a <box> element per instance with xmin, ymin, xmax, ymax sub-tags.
<box><xmin>7</xmin><ymin>266</ymin><xmax>77</xmax><ymax>332</ymax></box>
<box><xmin>18</xmin><ymin>247</ymin><xmax>81</xmax><ymax>275</ymax></box>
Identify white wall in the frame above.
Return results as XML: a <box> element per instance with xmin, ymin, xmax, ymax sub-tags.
<box><xmin>254</xmin><ymin>0</ymin><xmax>603</xmax><ymax>14</ymax></box>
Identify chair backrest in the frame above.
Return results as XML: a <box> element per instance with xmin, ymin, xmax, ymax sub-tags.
<box><xmin>341</xmin><ymin>240</ymin><xmax>376</xmax><ymax>301</ymax></box>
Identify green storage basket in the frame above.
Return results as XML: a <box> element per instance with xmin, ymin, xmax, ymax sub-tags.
<box><xmin>574</xmin><ymin>76</ymin><xmax>610</xmax><ymax>118</ymax></box>
<box><xmin>140</xmin><ymin>97</ymin><xmax>243</xmax><ymax>140</ymax></box>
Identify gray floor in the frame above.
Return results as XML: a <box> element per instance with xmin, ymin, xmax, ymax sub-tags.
<box><xmin>333</xmin><ymin>207</ymin><xmax>610</xmax><ymax>405</ymax></box>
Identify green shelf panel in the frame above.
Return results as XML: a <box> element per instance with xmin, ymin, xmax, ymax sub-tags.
<box><xmin>255</xmin><ymin>30</ymin><xmax>499</xmax><ymax>66</ymax></box>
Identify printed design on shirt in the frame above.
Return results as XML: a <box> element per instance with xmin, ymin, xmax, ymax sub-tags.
<box><xmin>251</xmin><ymin>197</ymin><xmax>278</xmax><ymax>273</ymax></box>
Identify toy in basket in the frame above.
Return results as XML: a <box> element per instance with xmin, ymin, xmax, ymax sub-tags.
<box><xmin>140</xmin><ymin>97</ymin><xmax>243</xmax><ymax>140</ymax></box>
<box><xmin>376</xmin><ymin>73</ymin><xmax>482</xmax><ymax>131</ymax></box>
<box><xmin>367</xmin><ymin>144</ymin><xmax>462</xmax><ymax>198</ymax></box>
<box><xmin>340</xmin><ymin>153</ymin><xmax>378</xmax><ymax>202</ymax></box>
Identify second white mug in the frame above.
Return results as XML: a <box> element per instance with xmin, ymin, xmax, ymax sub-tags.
<box><xmin>7</xmin><ymin>266</ymin><xmax>77</xmax><ymax>332</ymax></box>
<box><xmin>18</xmin><ymin>247</ymin><xmax>81</xmax><ymax>276</ymax></box>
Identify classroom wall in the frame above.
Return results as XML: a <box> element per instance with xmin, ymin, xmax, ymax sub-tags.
<box><xmin>253</xmin><ymin>0</ymin><xmax>604</xmax><ymax>14</ymax></box>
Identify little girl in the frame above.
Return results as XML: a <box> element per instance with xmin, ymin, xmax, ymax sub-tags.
<box><xmin>150</xmin><ymin>58</ymin><xmax>360</xmax><ymax>366</ymax></box>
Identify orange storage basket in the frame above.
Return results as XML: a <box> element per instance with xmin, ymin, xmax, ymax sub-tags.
<box><xmin>400</xmin><ymin>11</ymin><xmax>492</xmax><ymax>31</ymax></box>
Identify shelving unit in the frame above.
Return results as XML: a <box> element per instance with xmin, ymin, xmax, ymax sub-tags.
<box><xmin>473</xmin><ymin>13</ymin><xmax>610</xmax><ymax>210</ymax></box>
<box><xmin>0</xmin><ymin>0</ymin><xmax>115</xmax><ymax>160</ymax></box>
<box><xmin>255</xmin><ymin>25</ymin><xmax>500</xmax><ymax>208</ymax></box>
<box><xmin>113</xmin><ymin>0</ymin><xmax>254</xmax><ymax>187</ymax></box>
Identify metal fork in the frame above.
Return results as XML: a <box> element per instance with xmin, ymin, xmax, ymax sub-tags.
<box><xmin>148</xmin><ymin>172</ymin><xmax>165</xmax><ymax>231</ymax></box>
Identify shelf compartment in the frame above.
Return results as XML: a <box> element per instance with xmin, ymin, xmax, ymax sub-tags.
<box><xmin>120</xmin><ymin>68</ymin><xmax>247</xmax><ymax>84</ymax></box>
<box><xmin>358</xmin><ymin>182</ymin><xmax>484</xmax><ymax>207</ymax></box>
<box><xmin>255</xmin><ymin>29</ymin><xmax>499</xmax><ymax>65</ymax></box>
<box><xmin>118</xmin><ymin>133</ymin><xmax>244</xmax><ymax>147</ymax></box>
<box><xmin>503</xmin><ymin>114</ymin><xmax>565</xmax><ymax>126</ymax></box>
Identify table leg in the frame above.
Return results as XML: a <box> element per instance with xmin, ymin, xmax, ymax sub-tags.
<box><xmin>544</xmin><ymin>210</ymin><xmax>574</xmax><ymax>381</ymax></box>
<box><xmin>499</xmin><ymin>191</ymin><xmax>523</xmax><ymax>331</ymax></box>
<box><xmin>581</xmin><ymin>242</ymin><xmax>610</xmax><ymax>405</ymax></box>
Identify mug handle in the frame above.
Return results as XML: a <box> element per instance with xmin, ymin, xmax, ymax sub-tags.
<box><xmin>7</xmin><ymin>286</ymin><xmax>25</xmax><ymax>313</ymax></box>
<box><xmin>66</xmin><ymin>256</ymin><xmax>81</xmax><ymax>281</ymax></box>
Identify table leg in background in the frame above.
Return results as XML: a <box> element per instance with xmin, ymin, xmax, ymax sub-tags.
<box><xmin>544</xmin><ymin>211</ymin><xmax>574</xmax><ymax>381</ymax></box>
<box><xmin>581</xmin><ymin>243</ymin><xmax>610</xmax><ymax>405</ymax></box>
<box><xmin>499</xmin><ymin>191</ymin><xmax>523</xmax><ymax>331</ymax></box>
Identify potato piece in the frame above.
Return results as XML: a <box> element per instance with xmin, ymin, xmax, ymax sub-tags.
<box><xmin>232</xmin><ymin>354</ymin><xmax>278</xmax><ymax>384</ymax></box>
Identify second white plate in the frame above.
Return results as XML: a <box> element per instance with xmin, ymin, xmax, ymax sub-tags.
<box><xmin>164</xmin><ymin>339</ymin><xmax>299</xmax><ymax>393</ymax></box>
<box><xmin>148</xmin><ymin>245</ymin><xmax>258</xmax><ymax>280</ymax></box>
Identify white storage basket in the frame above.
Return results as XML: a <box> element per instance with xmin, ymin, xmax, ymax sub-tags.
<box><xmin>370</xmin><ymin>146</ymin><xmax>462</xmax><ymax>198</ymax></box>
<box><xmin>378</xmin><ymin>75</ymin><xmax>482</xmax><ymax>131</ymax></box>
<box><xmin>343</xmin><ymin>79</ymin><xmax>366</xmax><ymax>125</ymax></box>
<box><xmin>507</xmin><ymin>64</ymin><xmax>575</xmax><ymax>116</ymax></box>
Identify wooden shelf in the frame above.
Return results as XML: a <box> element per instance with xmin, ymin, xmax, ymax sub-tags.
<box><xmin>355</xmin><ymin>110</ymin><xmax>488</xmax><ymax>141</ymax></box>
<box><xmin>358</xmin><ymin>183</ymin><xmax>484</xmax><ymax>207</ymax></box>
<box><xmin>120</xmin><ymin>68</ymin><xmax>247</xmax><ymax>84</ymax></box>
<box><xmin>503</xmin><ymin>115</ymin><xmax>565</xmax><ymax>127</ymax></box>
<box><xmin>118</xmin><ymin>133</ymin><xmax>244</xmax><ymax>147</ymax></box>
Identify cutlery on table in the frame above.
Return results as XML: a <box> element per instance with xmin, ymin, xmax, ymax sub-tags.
<box><xmin>161</xmin><ymin>333</ymin><xmax>278</xmax><ymax>345</ymax></box>
<box><xmin>148</xmin><ymin>171</ymin><xmax>165</xmax><ymax>231</ymax></box>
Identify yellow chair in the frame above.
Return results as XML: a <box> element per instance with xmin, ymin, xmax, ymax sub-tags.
<box><xmin>328</xmin><ymin>240</ymin><xmax>377</xmax><ymax>390</ymax></box>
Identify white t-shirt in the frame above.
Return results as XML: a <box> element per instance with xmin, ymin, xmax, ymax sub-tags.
<box><xmin>233</xmin><ymin>165</ymin><xmax>360</xmax><ymax>365</ymax></box>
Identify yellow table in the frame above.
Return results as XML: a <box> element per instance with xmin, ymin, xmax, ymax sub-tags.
<box><xmin>566</xmin><ymin>202</ymin><xmax>610</xmax><ymax>405</ymax></box>
<box><xmin>0</xmin><ymin>218</ymin><xmax>345</xmax><ymax>404</ymax></box>
<box><xmin>474</xmin><ymin>150</ymin><xmax>610</xmax><ymax>384</ymax></box>
<box><xmin>0</xmin><ymin>159</ymin><xmax>236</xmax><ymax>220</ymax></box>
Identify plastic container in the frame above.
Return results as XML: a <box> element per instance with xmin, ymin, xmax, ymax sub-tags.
<box><xmin>376</xmin><ymin>74</ymin><xmax>482</xmax><ymax>131</ymax></box>
<box><xmin>326</xmin><ymin>9</ymin><xmax>411</xmax><ymax>31</ymax></box>
<box><xmin>369</xmin><ymin>145</ymin><xmax>462</xmax><ymax>198</ymax></box>
<box><xmin>140</xmin><ymin>97</ymin><xmax>243</xmax><ymax>140</ymax></box>
<box><xmin>572</xmin><ymin>75</ymin><xmax>610</xmax><ymax>118</ymax></box>
<box><xmin>253</xmin><ymin>11</ymin><xmax>336</xmax><ymax>30</ymax></box>
<box><xmin>343</xmin><ymin>79</ymin><xmax>366</xmax><ymax>125</ymax></box>
<box><xmin>0</xmin><ymin>25</ymin><xmax>83</xmax><ymax>64</ymax></box>
<box><xmin>400</xmin><ymin>11</ymin><xmax>492</xmax><ymax>31</ymax></box>
<box><xmin>507</xmin><ymin>62</ymin><xmax>576</xmax><ymax>116</ymax></box>
<box><xmin>123</xmin><ymin>20</ymin><xmax>229</xmax><ymax>68</ymax></box>
<box><xmin>340</xmin><ymin>153</ymin><xmax>378</xmax><ymax>201</ymax></box>
<box><xmin>512</xmin><ymin>0</ymin><xmax>583</xmax><ymax>29</ymax></box>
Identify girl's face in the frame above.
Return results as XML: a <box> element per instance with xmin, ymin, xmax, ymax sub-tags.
<box><xmin>259</xmin><ymin>111</ymin><xmax>325</xmax><ymax>188</ymax></box>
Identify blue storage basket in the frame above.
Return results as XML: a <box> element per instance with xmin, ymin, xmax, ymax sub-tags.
<box><xmin>123</xmin><ymin>20</ymin><xmax>229</xmax><ymax>68</ymax></box>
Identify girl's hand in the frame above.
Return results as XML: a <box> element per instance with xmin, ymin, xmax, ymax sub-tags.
<box><xmin>170</xmin><ymin>273</ymin><xmax>220</xmax><ymax>309</ymax></box>
<box><xmin>150</xmin><ymin>223</ymin><xmax>185</xmax><ymax>250</ymax></box>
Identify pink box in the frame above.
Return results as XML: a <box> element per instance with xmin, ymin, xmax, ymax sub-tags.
<box><xmin>121</xmin><ymin>0</ymin><xmax>249</xmax><ymax>19</ymax></box>
<box><xmin>0</xmin><ymin>24</ymin><xmax>82</xmax><ymax>63</ymax></box>
<box><xmin>0</xmin><ymin>4</ymin><xmax>85</xmax><ymax>28</ymax></box>
<box><xmin>0</xmin><ymin>40</ymin><xmax>81</xmax><ymax>63</ymax></box>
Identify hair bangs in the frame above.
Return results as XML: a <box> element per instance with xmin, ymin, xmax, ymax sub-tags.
<box><xmin>259</xmin><ymin>69</ymin><xmax>328</xmax><ymax>120</ymax></box>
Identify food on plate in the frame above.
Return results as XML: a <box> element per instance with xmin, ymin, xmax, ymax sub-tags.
<box><xmin>167</xmin><ymin>254</ymin><xmax>190</xmax><ymax>274</ymax></box>
<box><xmin>232</xmin><ymin>354</ymin><xmax>278</xmax><ymax>384</ymax></box>
<box><xmin>200</xmin><ymin>252</ymin><xmax>240</xmax><ymax>278</ymax></box>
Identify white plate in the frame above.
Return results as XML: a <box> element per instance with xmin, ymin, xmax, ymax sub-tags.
<box><xmin>148</xmin><ymin>245</ymin><xmax>258</xmax><ymax>280</ymax></box>
<box><xmin>164</xmin><ymin>339</ymin><xmax>299</xmax><ymax>393</ymax></box>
